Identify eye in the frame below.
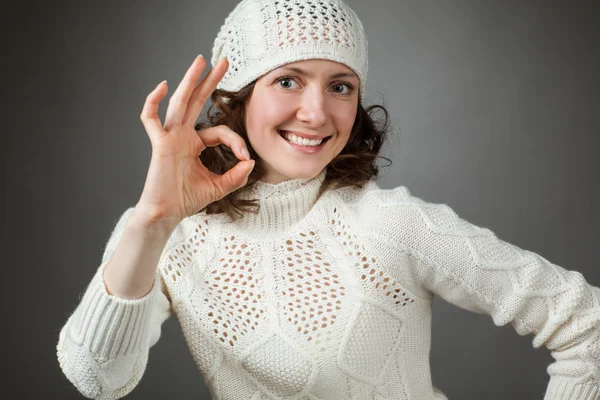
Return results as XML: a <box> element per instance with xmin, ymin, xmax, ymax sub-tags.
<box><xmin>331</xmin><ymin>81</ymin><xmax>355</xmax><ymax>95</ymax></box>
<box><xmin>276</xmin><ymin>77</ymin><xmax>299</xmax><ymax>89</ymax></box>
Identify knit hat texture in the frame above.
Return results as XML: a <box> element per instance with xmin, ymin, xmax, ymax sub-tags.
<box><xmin>211</xmin><ymin>0</ymin><xmax>368</xmax><ymax>100</ymax></box>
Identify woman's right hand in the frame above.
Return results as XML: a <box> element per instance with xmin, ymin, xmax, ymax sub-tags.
<box><xmin>134</xmin><ymin>55</ymin><xmax>255</xmax><ymax>229</ymax></box>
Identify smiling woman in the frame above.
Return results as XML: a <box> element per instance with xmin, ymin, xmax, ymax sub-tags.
<box><xmin>56</xmin><ymin>0</ymin><xmax>600</xmax><ymax>399</ymax></box>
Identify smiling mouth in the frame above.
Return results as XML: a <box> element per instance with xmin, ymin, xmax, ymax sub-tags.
<box><xmin>278</xmin><ymin>130</ymin><xmax>332</xmax><ymax>147</ymax></box>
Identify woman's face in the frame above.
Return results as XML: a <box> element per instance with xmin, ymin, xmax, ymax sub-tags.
<box><xmin>244</xmin><ymin>59</ymin><xmax>360</xmax><ymax>184</ymax></box>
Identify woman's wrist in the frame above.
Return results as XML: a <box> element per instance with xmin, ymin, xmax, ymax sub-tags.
<box><xmin>129</xmin><ymin>204</ymin><xmax>182</xmax><ymax>236</ymax></box>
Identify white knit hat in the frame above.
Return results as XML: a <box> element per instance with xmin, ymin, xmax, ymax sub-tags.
<box><xmin>211</xmin><ymin>0</ymin><xmax>368</xmax><ymax>100</ymax></box>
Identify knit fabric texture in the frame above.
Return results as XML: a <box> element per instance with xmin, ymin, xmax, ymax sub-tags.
<box><xmin>57</xmin><ymin>171</ymin><xmax>600</xmax><ymax>399</ymax></box>
<box><xmin>211</xmin><ymin>0</ymin><xmax>369</xmax><ymax>100</ymax></box>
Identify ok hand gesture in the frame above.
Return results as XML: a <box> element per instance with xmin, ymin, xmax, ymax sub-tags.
<box><xmin>136</xmin><ymin>56</ymin><xmax>255</xmax><ymax>228</ymax></box>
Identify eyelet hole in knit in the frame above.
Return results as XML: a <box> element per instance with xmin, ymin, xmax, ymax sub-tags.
<box><xmin>200</xmin><ymin>237</ymin><xmax>266</xmax><ymax>347</ymax></box>
<box><xmin>330</xmin><ymin>208</ymin><xmax>416</xmax><ymax>308</ymax></box>
<box><xmin>275</xmin><ymin>0</ymin><xmax>356</xmax><ymax>48</ymax></box>
<box><xmin>275</xmin><ymin>229</ymin><xmax>346</xmax><ymax>347</ymax></box>
<box><xmin>161</xmin><ymin>220</ymin><xmax>208</xmax><ymax>287</ymax></box>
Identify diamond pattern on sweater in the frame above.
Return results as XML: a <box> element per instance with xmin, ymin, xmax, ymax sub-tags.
<box><xmin>274</xmin><ymin>229</ymin><xmax>346</xmax><ymax>344</ymax></box>
<box><xmin>242</xmin><ymin>334</ymin><xmax>315</xmax><ymax>397</ymax></box>
<box><xmin>330</xmin><ymin>206</ymin><xmax>416</xmax><ymax>308</ymax></box>
<box><xmin>339</xmin><ymin>302</ymin><xmax>402</xmax><ymax>383</ymax></box>
<box><xmin>198</xmin><ymin>236</ymin><xmax>267</xmax><ymax>348</ymax></box>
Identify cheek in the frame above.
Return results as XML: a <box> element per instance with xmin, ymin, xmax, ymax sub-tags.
<box><xmin>333</xmin><ymin>104</ymin><xmax>358</xmax><ymax>138</ymax></box>
<box><xmin>245</xmin><ymin>95</ymin><xmax>293</xmax><ymax>139</ymax></box>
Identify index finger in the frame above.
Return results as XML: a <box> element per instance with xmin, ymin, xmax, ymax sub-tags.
<box><xmin>164</xmin><ymin>55</ymin><xmax>207</xmax><ymax>130</ymax></box>
<box><xmin>182</xmin><ymin>58</ymin><xmax>229</xmax><ymax>127</ymax></box>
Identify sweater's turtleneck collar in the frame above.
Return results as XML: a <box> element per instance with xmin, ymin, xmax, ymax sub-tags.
<box><xmin>233</xmin><ymin>169</ymin><xmax>327</xmax><ymax>236</ymax></box>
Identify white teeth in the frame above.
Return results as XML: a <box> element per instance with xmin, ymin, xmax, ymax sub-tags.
<box><xmin>282</xmin><ymin>131</ymin><xmax>324</xmax><ymax>146</ymax></box>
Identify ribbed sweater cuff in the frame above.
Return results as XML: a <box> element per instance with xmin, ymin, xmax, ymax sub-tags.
<box><xmin>544</xmin><ymin>376</ymin><xmax>599</xmax><ymax>400</ymax></box>
<box><xmin>66</xmin><ymin>263</ymin><xmax>159</xmax><ymax>362</ymax></box>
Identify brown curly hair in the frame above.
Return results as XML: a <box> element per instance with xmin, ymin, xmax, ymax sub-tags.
<box><xmin>195</xmin><ymin>82</ymin><xmax>391</xmax><ymax>220</ymax></box>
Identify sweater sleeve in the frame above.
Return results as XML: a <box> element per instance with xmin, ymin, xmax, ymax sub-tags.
<box><xmin>57</xmin><ymin>208</ymin><xmax>172</xmax><ymax>399</ymax></box>
<box><xmin>369</xmin><ymin>186</ymin><xmax>600</xmax><ymax>400</ymax></box>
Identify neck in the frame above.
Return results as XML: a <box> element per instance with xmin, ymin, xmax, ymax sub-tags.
<box><xmin>233</xmin><ymin>170</ymin><xmax>327</xmax><ymax>236</ymax></box>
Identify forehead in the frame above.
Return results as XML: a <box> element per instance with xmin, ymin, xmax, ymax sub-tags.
<box><xmin>264</xmin><ymin>59</ymin><xmax>358</xmax><ymax>79</ymax></box>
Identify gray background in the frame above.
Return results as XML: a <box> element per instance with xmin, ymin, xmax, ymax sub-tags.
<box><xmin>7</xmin><ymin>0</ymin><xmax>599</xmax><ymax>399</ymax></box>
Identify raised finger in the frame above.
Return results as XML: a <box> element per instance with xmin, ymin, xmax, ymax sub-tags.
<box><xmin>183</xmin><ymin>58</ymin><xmax>229</xmax><ymax>127</ymax></box>
<box><xmin>163</xmin><ymin>55</ymin><xmax>207</xmax><ymax>130</ymax></box>
<box><xmin>140</xmin><ymin>80</ymin><xmax>168</xmax><ymax>140</ymax></box>
<box><xmin>199</xmin><ymin>125</ymin><xmax>251</xmax><ymax>161</ymax></box>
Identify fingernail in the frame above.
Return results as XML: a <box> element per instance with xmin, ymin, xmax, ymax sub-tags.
<box><xmin>197</xmin><ymin>54</ymin><xmax>204</xmax><ymax>59</ymax></box>
<box><xmin>247</xmin><ymin>160</ymin><xmax>255</xmax><ymax>174</ymax></box>
<box><xmin>241</xmin><ymin>147</ymin><xmax>250</xmax><ymax>161</ymax></box>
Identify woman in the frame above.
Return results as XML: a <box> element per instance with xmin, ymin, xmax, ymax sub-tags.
<box><xmin>57</xmin><ymin>0</ymin><xmax>600</xmax><ymax>399</ymax></box>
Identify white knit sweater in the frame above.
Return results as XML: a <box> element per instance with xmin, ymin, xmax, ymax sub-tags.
<box><xmin>57</xmin><ymin>171</ymin><xmax>600</xmax><ymax>399</ymax></box>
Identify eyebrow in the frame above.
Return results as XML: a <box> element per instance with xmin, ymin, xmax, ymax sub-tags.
<box><xmin>279</xmin><ymin>66</ymin><xmax>357</xmax><ymax>80</ymax></box>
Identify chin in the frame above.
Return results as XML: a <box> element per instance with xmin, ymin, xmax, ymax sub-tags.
<box><xmin>269</xmin><ymin>164</ymin><xmax>326</xmax><ymax>182</ymax></box>
<box><xmin>292</xmin><ymin>170</ymin><xmax>322</xmax><ymax>180</ymax></box>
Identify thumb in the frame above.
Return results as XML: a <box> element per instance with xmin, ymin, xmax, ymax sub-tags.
<box><xmin>216</xmin><ymin>159</ymin><xmax>255</xmax><ymax>198</ymax></box>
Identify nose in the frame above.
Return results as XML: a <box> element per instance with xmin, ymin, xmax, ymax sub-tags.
<box><xmin>295</xmin><ymin>87</ymin><xmax>328</xmax><ymax>128</ymax></box>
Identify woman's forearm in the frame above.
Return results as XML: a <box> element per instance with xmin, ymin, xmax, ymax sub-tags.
<box><xmin>103</xmin><ymin>207</ymin><xmax>178</xmax><ymax>299</ymax></box>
